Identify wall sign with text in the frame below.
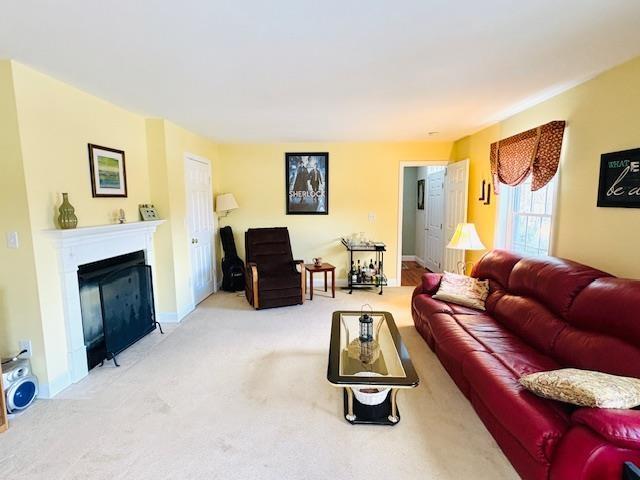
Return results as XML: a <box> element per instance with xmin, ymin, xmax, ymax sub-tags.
<box><xmin>597</xmin><ymin>147</ymin><xmax>640</xmax><ymax>208</ymax></box>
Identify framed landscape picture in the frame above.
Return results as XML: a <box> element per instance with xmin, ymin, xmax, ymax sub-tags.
<box><xmin>88</xmin><ymin>143</ymin><xmax>128</xmax><ymax>197</ymax></box>
<box><xmin>286</xmin><ymin>152</ymin><xmax>328</xmax><ymax>214</ymax></box>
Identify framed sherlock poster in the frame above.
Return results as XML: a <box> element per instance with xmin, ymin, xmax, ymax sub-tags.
<box><xmin>286</xmin><ymin>152</ymin><xmax>329</xmax><ymax>215</ymax></box>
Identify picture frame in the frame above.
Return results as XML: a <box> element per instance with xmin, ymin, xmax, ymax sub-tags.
<box><xmin>88</xmin><ymin>143</ymin><xmax>128</xmax><ymax>197</ymax></box>
<box><xmin>286</xmin><ymin>152</ymin><xmax>329</xmax><ymax>215</ymax></box>
<box><xmin>417</xmin><ymin>179</ymin><xmax>425</xmax><ymax>210</ymax></box>
<box><xmin>597</xmin><ymin>147</ymin><xmax>640</xmax><ymax>208</ymax></box>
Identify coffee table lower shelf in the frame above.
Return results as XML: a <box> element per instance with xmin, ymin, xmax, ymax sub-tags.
<box><xmin>341</xmin><ymin>388</ymin><xmax>401</xmax><ymax>426</ymax></box>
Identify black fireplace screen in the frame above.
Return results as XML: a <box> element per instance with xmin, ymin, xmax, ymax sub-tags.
<box><xmin>78</xmin><ymin>251</ymin><xmax>159</xmax><ymax>370</ymax></box>
<box><xmin>99</xmin><ymin>264</ymin><xmax>156</xmax><ymax>362</ymax></box>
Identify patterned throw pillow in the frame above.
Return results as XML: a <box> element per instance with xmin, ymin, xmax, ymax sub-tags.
<box><xmin>520</xmin><ymin>368</ymin><xmax>640</xmax><ymax>409</ymax></box>
<box><xmin>432</xmin><ymin>272</ymin><xmax>489</xmax><ymax>311</ymax></box>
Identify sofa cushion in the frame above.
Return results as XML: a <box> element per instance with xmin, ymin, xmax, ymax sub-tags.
<box><xmin>413</xmin><ymin>295</ymin><xmax>455</xmax><ymax>317</ymax></box>
<box><xmin>490</xmin><ymin>294</ymin><xmax>566</xmax><ymax>355</ymax></box>
<box><xmin>454</xmin><ymin>314</ymin><xmax>561</xmax><ymax>377</ymax></box>
<box><xmin>448</xmin><ymin>303</ymin><xmax>482</xmax><ymax>315</ymax></box>
<box><xmin>463</xmin><ymin>351</ymin><xmax>569</xmax><ymax>464</ymax></box>
<box><xmin>428</xmin><ymin>313</ymin><xmax>487</xmax><ymax>395</ymax></box>
<box><xmin>472</xmin><ymin>249</ymin><xmax>522</xmax><ymax>291</ymax></box>
<box><xmin>568</xmin><ymin>277</ymin><xmax>640</xmax><ymax>347</ymax></box>
<box><xmin>508</xmin><ymin>256</ymin><xmax>609</xmax><ymax>319</ymax></box>
<box><xmin>552</xmin><ymin>325</ymin><xmax>640</xmax><ymax>378</ymax></box>
<box><xmin>572</xmin><ymin>408</ymin><xmax>640</xmax><ymax>449</ymax></box>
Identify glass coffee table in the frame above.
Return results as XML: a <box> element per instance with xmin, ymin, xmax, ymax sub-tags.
<box><xmin>327</xmin><ymin>311</ymin><xmax>419</xmax><ymax>425</ymax></box>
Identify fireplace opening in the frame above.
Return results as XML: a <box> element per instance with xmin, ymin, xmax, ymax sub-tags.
<box><xmin>78</xmin><ymin>250</ymin><xmax>161</xmax><ymax>370</ymax></box>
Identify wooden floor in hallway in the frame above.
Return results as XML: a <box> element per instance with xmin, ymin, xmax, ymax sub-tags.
<box><xmin>401</xmin><ymin>260</ymin><xmax>430</xmax><ymax>286</ymax></box>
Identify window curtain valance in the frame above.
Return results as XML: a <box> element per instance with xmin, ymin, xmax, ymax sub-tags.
<box><xmin>490</xmin><ymin>120</ymin><xmax>566</xmax><ymax>193</ymax></box>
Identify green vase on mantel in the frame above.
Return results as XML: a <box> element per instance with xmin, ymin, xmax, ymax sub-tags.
<box><xmin>58</xmin><ymin>193</ymin><xmax>78</xmax><ymax>229</ymax></box>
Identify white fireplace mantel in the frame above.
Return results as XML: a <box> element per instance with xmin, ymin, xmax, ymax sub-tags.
<box><xmin>44</xmin><ymin>220</ymin><xmax>165</xmax><ymax>393</ymax></box>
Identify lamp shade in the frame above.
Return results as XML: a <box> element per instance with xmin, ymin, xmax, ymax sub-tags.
<box><xmin>446</xmin><ymin>223</ymin><xmax>485</xmax><ymax>250</ymax></box>
<box><xmin>215</xmin><ymin>193</ymin><xmax>239</xmax><ymax>213</ymax></box>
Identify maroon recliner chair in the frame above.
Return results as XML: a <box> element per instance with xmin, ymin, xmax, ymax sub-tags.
<box><xmin>244</xmin><ymin>227</ymin><xmax>305</xmax><ymax>309</ymax></box>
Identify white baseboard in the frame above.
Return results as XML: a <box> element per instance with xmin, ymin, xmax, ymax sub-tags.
<box><xmin>402</xmin><ymin>255</ymin><xmax>416</xmax><ymax>261</ymax></box>
<box><xmin>38</xmin><ymin>371</ymin><xmax>72</xmax><ymax>399</ymax></box>
<box><xmin>157</xmin><ymin>302</ymin><xmax>195</xmax><ymax>324</ymax></box>
<box><xmin>414</xmin><ymin>256</ymin><xmax>426</xmax><ymax>267</ymax></box>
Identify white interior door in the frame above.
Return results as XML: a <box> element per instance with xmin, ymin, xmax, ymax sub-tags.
<box><xmin>444</xmin><ymin>159</ymin><xmax>470</xmax><ymax>272</ymax></box>
<box><xmin>185</xmin><ymin>156</ymin><xmax>216</xmax><ymax>305</ymax></box>
<box><xmin>424</xmin><ymin>170</ymin><xmax>445</xmax><ymax>272</ymax></box>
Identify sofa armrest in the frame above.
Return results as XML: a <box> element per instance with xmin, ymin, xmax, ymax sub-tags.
<box><xmin>572</xmin><ymin>408</ymin><xmax>640</xmax><ymax>450</ymax></box>
<box><xmin>419</xmin><ymin>272</ymin><xmax>443</xmax><ymax>296</ymax></box>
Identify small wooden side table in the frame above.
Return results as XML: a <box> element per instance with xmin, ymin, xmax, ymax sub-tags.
<box><xmin>305</xmin><ymin>262</ymin><xmax>336</xmax><ymax>300</ymax></box>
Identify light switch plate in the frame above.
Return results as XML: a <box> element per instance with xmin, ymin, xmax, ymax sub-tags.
<box><xmin>6</xmin><ymin>231</ymin><xmax>19</xmax><ymax>249</ymax></box>
<box><xmin>368</xmin><ymin>212</ymin><xmax>376</xmax><ymax>223</ymax></box>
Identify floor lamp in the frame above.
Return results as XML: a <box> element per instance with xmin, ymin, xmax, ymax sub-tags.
<box><xmin>446</xmin><ymin>223</ymin><xmax>485</xmax><ymax>275</ymax></box>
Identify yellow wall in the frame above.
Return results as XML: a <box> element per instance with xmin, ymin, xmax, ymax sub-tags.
<box><xmin>218</xmin><ymin>142</ymin><xmax>452</xmax><ymax>282</ymax></box>
<box><xmin>452</xmin><ymin>56</ymin><xmax>640</xmax><ymax>279</ymax></box>
<box><xmin>10</xmin><ymin>61</ymin><xmax>151</xmax><ymax>389</ymax></box>
<box><xmin>0</xmin><ymin>61</ymin><xmax>48</xmax><ymax>380</ymax></box>
<box><xmin>0</xmin><ymin>61</ymin><xmax>221</xmax><ymax>392</ymax></box>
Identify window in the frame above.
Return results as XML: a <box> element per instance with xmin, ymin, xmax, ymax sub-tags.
<box><xmin>497</xmin><ymin>175</ymin><xmax>557</xmax><ymax>256</ymax></box>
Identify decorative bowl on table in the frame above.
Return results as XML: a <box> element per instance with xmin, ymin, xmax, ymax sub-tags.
<box><xmin>352</xmin><ymin>372</ymin><xmax>390</xmax><ymax>406</ymax></box>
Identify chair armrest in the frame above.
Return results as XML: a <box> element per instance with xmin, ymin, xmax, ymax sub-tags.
<box><xmin>293</xmin><ymin>261</ymin><xmax>305</xmax><ymax>302</ymax></box>
<box><xmin>246</xmin><ymin>262</ymin><xmax>259</xmax><ymax>308</ymax></box>
<box><xmin>572</xmin><ymin>408</ymin><xmax>640</xmax><ymax>450</ymax></box>
<box><xmin>419</xmin><ymin>272</ymin><xmax>443</xmax><ymax>296</ymax></box>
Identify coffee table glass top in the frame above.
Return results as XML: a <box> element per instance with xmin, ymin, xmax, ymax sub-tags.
<box><xmin>327</xmin><ymin>311</ymin><xmax>419</xmax><ymax>387</ymax></box>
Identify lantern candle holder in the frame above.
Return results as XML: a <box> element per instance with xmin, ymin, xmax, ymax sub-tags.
<box><xmin>359</xmin><ymin>304</ymin><xmax>374</xmax><ymax>342</ymax></box>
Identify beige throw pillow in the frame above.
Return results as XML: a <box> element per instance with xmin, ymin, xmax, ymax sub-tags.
<box><xmin>520</xmin><ymin>368</ymin><xmax>640</xmax><ymax>409</ymax></box>
<box><xmin>433</xmin><ymin>272</ymin><xmax>489</xmax><ymax>311</ymax></box>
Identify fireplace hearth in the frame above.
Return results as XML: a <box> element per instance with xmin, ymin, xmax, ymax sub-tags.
<box><xmin>78</xmin><ymin>250</ymin><xmax>162</xmax><ymax>369</ymax></box>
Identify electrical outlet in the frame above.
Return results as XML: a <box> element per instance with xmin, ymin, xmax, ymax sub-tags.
<box><xmin>19</xmin><ymin>339</ymin><xmax>32</xmax><ymax>358</ymax></box>
<box><xmin>6</xmin><ymin>231</ymin><xmax>19</xmax><ymax>249</ymax></box>
<box><xmin>368</xmin><ymin>212</ymin><xmax>376</xmax><ymax>223</ymax></box>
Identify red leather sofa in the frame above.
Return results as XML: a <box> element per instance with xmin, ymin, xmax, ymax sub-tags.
<box><xmin>411</xmin><ymin>249</ymin><xmax>640</xmax><ymax>480</ymax></box>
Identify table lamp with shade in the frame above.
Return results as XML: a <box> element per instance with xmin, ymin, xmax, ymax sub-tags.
<box><xmin>446</xmin><ymin>223</ymin><xmax>485</xmax><ymax>275</ymax></box>
<box><xmin>215</xmin><ymin>193</ymin><xmax>239</xmax><ymax>219</ymax></box>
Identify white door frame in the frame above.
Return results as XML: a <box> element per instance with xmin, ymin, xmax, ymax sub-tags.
<box><xmin>184</xmin><ymin>152</ymin><xmax>217</xmax><ymax>308</ymax></box>
<box><xmin>397</xmin><ymin>160</ymin><xmax>449</xmax><ymax>285</ymax></box>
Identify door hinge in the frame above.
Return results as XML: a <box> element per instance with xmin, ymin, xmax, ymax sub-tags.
<box><xmin>440</xmin><ymin>224</ymin><xmax>443</xmax><ymax>229</ymax></box>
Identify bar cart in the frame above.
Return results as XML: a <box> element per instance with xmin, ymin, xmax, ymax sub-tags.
<box><xmin>341</xmin><ymin>238</ymin><xmax>387</xmax><ymax>295</ymax></box>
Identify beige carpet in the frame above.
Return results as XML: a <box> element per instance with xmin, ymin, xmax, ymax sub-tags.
<box><xmin>0</xmin><ymin>287</ymin><xmax>518</xmax><ymax>479</ymax></box>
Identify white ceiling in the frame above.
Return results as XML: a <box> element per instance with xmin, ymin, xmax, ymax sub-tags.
<box><xmin>2</xmin><ymin>0</ymin><xmax>640</xmax><ymax>142</ymax></box>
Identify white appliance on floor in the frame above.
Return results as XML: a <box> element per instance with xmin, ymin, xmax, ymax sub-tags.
<box><xmin>2</xmin><ymin>357</ymin><xmax>38</xmax><ymax>413</ymax></box>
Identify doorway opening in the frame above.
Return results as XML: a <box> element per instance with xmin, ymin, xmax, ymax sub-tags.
<box><xmin>397</xmin><ymin>160</ymin><xmax>469</xmax><ymax>287</ymax></box>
